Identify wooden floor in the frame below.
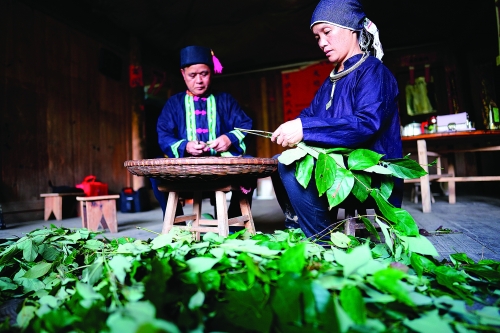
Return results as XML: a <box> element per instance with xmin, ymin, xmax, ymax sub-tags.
<box><xmin>2</xmin><ymin>193</ymin><xmax>500</xmax><ymax>262</ymax></box>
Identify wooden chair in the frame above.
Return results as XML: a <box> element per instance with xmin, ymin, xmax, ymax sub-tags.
<box><xmin>77</xmin><ymin>195</ymin><xmax>119</xmax><ymax>233</ymax></box>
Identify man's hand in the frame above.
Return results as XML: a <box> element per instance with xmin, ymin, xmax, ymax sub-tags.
<box><xmin>271</xmin><ymin>119</ymin><xmax>303</xmax><ymax>147</ymax></box>
<box><xmin>186</xmin><ymin>141</ymin><xmax>208</xmax><ymax>156</ymax></box>
<box><xmin>207</xmin><ymin>134</ymin><xmax>231</xmax><ymax>152</ymax></box>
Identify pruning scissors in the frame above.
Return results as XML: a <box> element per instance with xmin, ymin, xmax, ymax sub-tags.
<box><xmin>235</xmin><ymin>128</ymin><xmax>274</xmax><ymax>139</ymax></box>
<box><xmin>236</xmin><ymin>127</ymin><xmax>321</xmax><ymax>155</ymax></box>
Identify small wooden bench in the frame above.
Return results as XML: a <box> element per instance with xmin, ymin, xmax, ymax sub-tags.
<box><xmin>157</xmin><ymin>181</ymin><xmax>256</xmax><ymax>241</ymax></box>
<box><xmin>40</xmin><ymin>193</ymin><xmax>83</xmax><ymax>221</ymax></box>
<box><xmin>77</xmin><ymin>195</ymin><xmax>119</xmax><ymax>233</ymax></box>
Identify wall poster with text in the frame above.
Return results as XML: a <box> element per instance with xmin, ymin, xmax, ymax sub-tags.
<box><xmin>281</xmin><ymin>61</ymin><xmax>332</xmax><ymax>122</ymax></box>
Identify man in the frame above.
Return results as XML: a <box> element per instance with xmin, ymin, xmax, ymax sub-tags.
<box><xmin>271</xmin><ymin>0</ymin><xmax>403</xmax><ymax>238</ymax></box>
<box><xmin>152</xmin><ymin>45</ymin><xmax>254</xmax><ymax>217</ymax></box>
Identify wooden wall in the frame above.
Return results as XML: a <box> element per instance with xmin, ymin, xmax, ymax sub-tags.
<box><xmin>3</xmin><ymin>1</ymin><xmax>500</xmax><ymax>223</ymax></box>
<box><xmin>214</xmin><ymin>71</ymin><xmax>287</xmax><ymax>159</ymax></box>
<box><xmin>0</xmin><ymin>1</ymin><xmax>134</xmax><ymax>221</ymax></box>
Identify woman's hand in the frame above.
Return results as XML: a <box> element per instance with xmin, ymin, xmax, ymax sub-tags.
<box><xmin>271</xmin><ymin>119</ymin><xmax>303</xmax><ymax>147</ymax></box>
<box><xmin>186</xmin><ymin>141</ymin><xmax>208</xmax><ymax>156</ymax></box>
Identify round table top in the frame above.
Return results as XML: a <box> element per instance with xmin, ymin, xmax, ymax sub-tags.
<box><xmin>124</xmin><ymin>156</ymin><xmax>278</xmax><ymax>182</ymax></box>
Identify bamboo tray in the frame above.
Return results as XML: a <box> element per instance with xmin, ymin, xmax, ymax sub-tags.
<box><xmin>124</xmin><ymin>157</ymin><xmax>278</xmax><ymax>182</ymax></box>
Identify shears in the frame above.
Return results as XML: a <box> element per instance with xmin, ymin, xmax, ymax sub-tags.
<box><xmin>235</xmin><ymin>127</ymin><xmax>321</xmax><ymax>156</ymax></box>
<box><xmin>235</xmin><ymin>128</ymin><xmax>274</xmax><ymax>139</ymax></box>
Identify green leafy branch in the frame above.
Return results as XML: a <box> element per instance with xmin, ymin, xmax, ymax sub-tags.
<box><xmin>279</xmin><ymin>143</ymin><xmax>428</xmax><ymax>244</ymax></box>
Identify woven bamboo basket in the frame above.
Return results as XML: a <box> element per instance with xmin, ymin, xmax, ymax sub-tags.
<box><xmin>124</xmin><ymin>157</ymin><xmax>278</xmax><ymax>182</ymax></box>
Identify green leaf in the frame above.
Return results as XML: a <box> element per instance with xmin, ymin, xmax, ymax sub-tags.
<box><xmin>330</xmin><ymin>232</ymin><xmax>351</xmax><ymax>248</ymax></box>
<box><xmin>0</xmin><ymin>277</ymin><xmax>18</xmax><ymax>291</ymax></box>
<box><xmin>16</xmin><ymin>305</ymin><xmax>36</xmax><ymax>329</ymax></box>
<box><xmin>323</xmin><ymin>147</ymin><xmax>353</xmax><ymax>154</ymax></box>
<box><xmin>379</xmin><ymin>176</ymin><xmax>394</xmax><ymax>200</ymax></box>
<box><xmin>370</xmin><ymin>190</ymin><xmax>398</xmax><ymax>223</ymax></box>
<box><xmin>117</xmin><ymin>241</ymin><xmax>151</xmax><ymax>255</ymax></box>
<box><xmin>84</xmin><ymin>239</ymin><xmax>105</xmax><ymax>251</ymax></box>
<box><xmin>220</xmin><ymin>239</ymin><xmax>280</xmax><ymax>256</ymax></box>
<box><xmin>315</xmin><ymin>153</ymin><xmax>337</xmax><ymax>196</ymax></box>
<box><xmin>150</xmin><ymin>233</ymin><xmax>173</xmax><ymax>249</ymax></box>
<box><xmin>376</xmin><ymin>218</ymin><xmax>394</xmax><ymax>253</ymax></box>
<box><xmin>188</xmin><ymin>290</ymin><xmax>205</xmax><ymax>310</ymax></box>
<box><xmin>476</xmin><ymin>306</ymin><xmax>500</xmax><ymax>326</ymax></box>
<box><xmin>393</xmin><ymin>208</ymin><xmax>419</xmax><ymax>236</ymax></box>
<box><xmin>17</xmin><ymin>239</ymin><xmax>38</xmax><ymax>262</ymax></box>
<box><xmin>434</xmin><ymin>265</ymin><xmax>468</xmax><ymax>288</ymax></box>
<box><xmin>351</xmin><ymin>172</ymin><xmax>371</xmax><ymax>203</ymax></box>
<box><xmin>372</xmin><ymin>267</ymin><xmax>413</xmax><ymax>306</ymax></box>
<box><xmin>326</xmin><ymin>168</ymin><xmax>354</xmax><ymax>209</ymax></box>
<box><xmin>363</xmin><ymin>165</ymin><xmax>393</xmax><ymax>175</ymax></box>
<box><xmin>410</xmin><ymin>253</ymin><xmax>437</xmax><ymax>277</ymax></box>
<box><xmin>13</xmin><ymin>268</ymin><xmax>45</xmax><ymax>294</ymax></box>
<box><xmin>23</xmin><ymin>262</ymin><xmax>52</xmax><ymax>279</ymax></box>
<box><xmin>108</xmin><ymin>255</ymin><xmax>132</xmax><ymax>284</ymax></box>
<box><xmin>399</xmin><ymin>235</ymin><xmax>439</xmax><ymax>257</ymax></box>
<box><xmin>450</xmin><ymin>253</ymin><xmax>475</xmax><ymax>265</ymax></box>
<box><xmin>333</xmin><ymin>243</ymin><xmax>372</xmax><ymax>276</ymax></box>
<box><xmin>271</xmin><ymin>275</ymin><xmax>306</xmax><ymax>327</ymax></box>
<box><xmin>279</xmin><ymin>242</ymin><xmax>306</xmax><ymax>273</ymax></box>
<box><xmin>223</xmin><ymin>273</ymin><xmax>249</xmax><ymax>291</ymax></box>
<box><xmin>76</xmin><ymin>281</ymin><xmax>105</xmax><ymax>308</ymax></box>
<box><xmin>333</xmin><ymin>295</ymin><xmax>354</xmax><ymax>333</ymax></box>
<box><xmin>463</xmin><ymin>264</ymin><xmax>500</xmax><ymax>282</ymax></box>
<box><xmin>201</xmin><ymin>269</ymin><xmax>221</xmax><ymax>291</ymax></box>
<box><xmin>136</xmin><ymin>321</ymin><xmax>181</xmax><ymax>333</ymax></box>
<box><xmin>81</xmin><ymin>256</ymin><xmax>104</xmax><ymax>286</ymax></box>
<box><xmin>0</xmin><ymin>245</ymin><xmax>20</xmax><ymax>266</ymax></box>
<box><xmin>384</xmin><ymin>157</ymin><xmax>428</xmax><ymax>179</ymax></box>
<box><xmin>329</xmin><ymin>153</ymin><xmax>346</xmax><ymax>168</ymax></box>
<box><xmin>360</xmin><ymin>216</ymin><xmax>380</xmax><ymax>241</ymax></box>
<box><xmin>278</xmin><ymin>147</ymin><xmax>307</xmax><ymax>165</ymax></box>
<box><xmin>403</xmin><ymin>309</ymin><xmax>454</xmax><ymax>333</ymax></box>
<box><xmin>186</xmin><ymin>257</ymin><xmax>219</xmax><ymax>273</ymax></box>
<box><xmin>41</xmin><ymin>245</ymin><xmax>60</xmax><ymax>261</ymax></box>
<box><xmin>348</xmin><ymin>149</ymin><xmax>383</xmax><ymax>170</ymax></box>
<box><xmin>295</xmin><ymin>154</ymin><xmax>314</xmax><ymax>188</ymax></box>
<box><xmin>340</xmin><ymin>285</ymin><xmax>366</xmax><ymax>324</ymax></box>
<box><xmin>297</xmin><ymin>142</ymin><xmax>320</xmax><ymax>158</ymax></box>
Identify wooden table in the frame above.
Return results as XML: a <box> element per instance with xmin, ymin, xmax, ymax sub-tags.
<box><xmin>402</xmin><ymin>130</ymin><xmax>500</xmax><ymax>213</ymax></box>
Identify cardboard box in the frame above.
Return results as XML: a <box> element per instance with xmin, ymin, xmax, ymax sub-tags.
<box><xmin>436</xmin><ymin>112</ymin><xmax>469</xmax><ymax>132</ymax></box>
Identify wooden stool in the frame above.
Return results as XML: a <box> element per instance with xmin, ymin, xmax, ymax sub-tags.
<box><xmin>77</xmin><ymin>195</ymin><xmax>119</xmax><ymax>233</ymax></box>
<box><xmin>410</xmin><ymin>183</ymin><xmax>435</xmax><ymax>204</ymax></box>
<box><xmin>157</xmin><ymin>181</ymin><xmax>256</xmax><ymax>241</ymax></box>
<box><xmin>40</xmin><ymin>193</ymin><xmax>83</xmax><ymax>221</ymax></box>
<box><xmin>340</xmin><ymin>207</ymin><xmax>379</xmax><ymax>236</ymax></box>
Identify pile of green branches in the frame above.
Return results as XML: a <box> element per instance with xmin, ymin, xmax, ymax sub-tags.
<box><xmin>0</xmin><ymin>225</ymin><xmax>499</xmax><ymax>333</ymax></box>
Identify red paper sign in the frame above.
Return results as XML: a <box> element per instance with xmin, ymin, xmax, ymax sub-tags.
<box><xmin>281</xmin><ymin>61</ymin><xmax>332</xmax><ymax>121</ymax></box>
<box><xmin>129</xmin><ymin>65</ymin><xmax>144</xmax><ymax>88</ymax></box>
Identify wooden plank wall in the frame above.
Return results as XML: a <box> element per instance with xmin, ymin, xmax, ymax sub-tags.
<box><xmin>214</xmin><ymin>71</ymin><xmax>286</xmax><ymax>159</ymax></box>
<box><xmin>0</xmin><ymin>1</ymin><xmax>133</xmax><ymax>221</ymax></box>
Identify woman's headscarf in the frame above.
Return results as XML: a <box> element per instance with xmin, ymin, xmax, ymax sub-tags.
<box><xmin>310</xmin><ymin>0</ymin><xmax>384</xmax><ymax>60</ymax></box>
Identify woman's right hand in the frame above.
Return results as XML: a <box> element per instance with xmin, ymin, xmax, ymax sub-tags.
<box><xmin>271</xmin><ymin>119</ymin><xmax>304</xmax><ymax>147</ymax></box>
